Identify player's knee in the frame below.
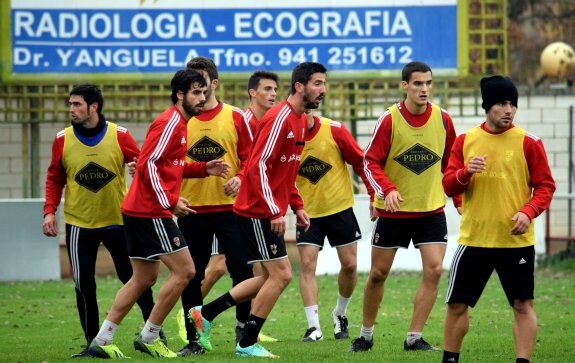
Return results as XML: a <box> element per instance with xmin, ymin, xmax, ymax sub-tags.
<box><xmin>340</xmin><ymin>259</ymin><xmax>357</xmax><ymax>275</ymax></box>
<box><xmin>174</xmin><ymin>265</ymin><xmax>195</xmax><ymax>284</ymax></box>
<box><xmin>447</xmin><ymin>303</ymin><xmax>468</xmax><ymax>316</ymax></box>
<box><xmin>184</xmin><ymin>266</ymin><xmax>196</xmax><ymax>282</ymax></box>
<box><xmin>424</xmin><ymin>263</ymin><xmax>443</xmax><ymax>281</ymax></box>
<box><xmin>215</xmin><ymin>257</ymin><xmax>227</xmax><ymax>272</ymax></box>
<box><xmin>368</xmin><ymin>267</ymin><xmax>390</xmax><ymax>283</ymax></box>
<box><xmin>512</xmin><ymin>299</ymin><xmax>533</xmax><ymax>315</ymax></box>
<box><xmin>275</xmin><ymin>268</ymin><xmax>292</xmax><ymax>288</ymax></box>
<box><xmin>299</xmin><ymin>262</ymin><xmax>317</xmax><ymax>276</ymax></box>
<box><xmin>298</xmin><ymin>254</ymin><xmax>317</xmax><ymax>269</ymax></box>
<box><xmin>212</xmin><ymin>265</ymin><xmax>227</xmax><ymax>279</ymax></box>
<box><xmin>132</xmin><ymin>274</ymin><xmax>157</xmax><ymax>290</ymax></box>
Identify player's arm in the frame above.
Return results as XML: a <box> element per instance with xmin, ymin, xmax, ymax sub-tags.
<box><xmin>43</xmin><ymin>134</ymin><xmax>66</xmax><ymax>236</ymax></box>
<box><xmin>289</xmin><ymin>183</ymin><xmax>304</xmax><ymax>212</ymax></box>
<box><xmin>441</xmin><ymin>112</ymin><xmax>462</xmax><ymax>209</ymax></box>
<box><xmin>184</xmin><ymin>159</ymin><xmax>230</xmax><ymax>179</ymax></box>
<box><xmin>224</xmin><ymin>109</ymin><xmax>253</xmax><ymax>196</ymax></box>
<box><xmin>233</xmin><ymin>108</ymin><xmax>253</xmax><ymax>180</ymax></box>
<box><xmin>138</xmin><ymin>120</ymin><xmax>180</xmax><ymax>211</ymax></box>
<box><xmin>520</xmin><ymin>135</ymin><xmax>556</xmax><ymax>220</ymax></box>
<box><xmin>290</xmin><ymin>183</ymin><xmax>310</xmax><ymax>232</ymax></box>
<box><xmin>442</xmin><ymin>133</ymin><xmax>472</xmax><ymax>197</ymax></box>
<box><xmin>183</xmin><ymin>161</ymin><xmax>208</xmax><ymax>178</ymax></box>
<box><xmin>250</xmin><ymin>115</ymin><xmax>285</xmax><ymax>219</ymax></box>
<box><xmin>117</xmin><ymin>126</ymin><xmax>140</xmax><ymax>163</ymax></box>
<box><xmin>363</xmin><ymin>113</ymin><xmax>397</xmax><ymax>199</ymax></box>
<box><xmin>333</xmin><ymin>122</ymin><xmax>375</xmax><ymax>198</ymax></box>
<box><xmin>256</xmin><ymin>121</ymin><xmax>286</xmax><ymax>235</ymax></box>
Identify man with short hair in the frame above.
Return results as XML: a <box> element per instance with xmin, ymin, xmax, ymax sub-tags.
<box><xmin>297</xmin><ymin>109</ymin><xmax>374</xmax><ymax>342</ymax></box>
<box><xmin>88</xmin><ymin>69</ymin><xmax>228</xmax><ymax>359</ymax></box>
<box><xmin>244</xmin><ymin>70</ymin><xmax>280</xmax><ymax>132</ymax></box>
<box><xmin>200</xmin><ymin>70</ymin><xmax>280</xmax><ymax>299</ymax></box>
<box><xmin>441</xmin><ymin>75</ymin><xmax>555</xmax><ymax>363</ymax></box>
<box><xmin>42</xmin><ymin>84</ymin><xmax>163</xmax><ymax>358</ymax></box>
<box><xmin>188</xmin><ymin>62</ymin><xmax>328</xmax><ymax>358</ymax></box>
<box><xmin>175</xmin><ymin>56</ymin><xmax>255</xmax><ymax>356</ymax></box>
<box><xmin>351</xmin><ymin>61</ymin><xmax>459</xmax><ymax>353</ymax></box>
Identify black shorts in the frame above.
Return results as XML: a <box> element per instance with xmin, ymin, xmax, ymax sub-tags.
<box><xmin>123</xmin><ymin>214</ymin><xmax>188</xmax><ymax>261</ymax></box>
<box><xmin>445</xmin><ymin>245</ymin><xmax>535</xmax><ymax>307</ymax></box>
<box><xmin>235</xmin><ymin>214</ymin><xmax>287</xmax><ymax>264</ymax></box>
<box><xmin>296</xmin><ymin>207</ymin><xmax>361</xmax><ymax>250</ymax></box>
<box><xmin>372</xmin><ymin>213</ymin><xmax>447</xmax><ymax>249</ymax></box>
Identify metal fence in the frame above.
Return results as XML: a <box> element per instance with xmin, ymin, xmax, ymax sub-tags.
<box><xmin>0</xmin><ymin>77</ymin><xmax>483</xmax><ymax>125</ymax></box>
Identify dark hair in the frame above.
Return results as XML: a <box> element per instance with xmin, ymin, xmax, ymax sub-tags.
<box><xmin>401</xmin><ymin>61</ymin><xmax>432</xmax><ymax>82</ymax></box>
<box><xmin>247</xmin><ymin>71</ymin><xmax>279</xmax><ymax>98</ymax></box>
<box><xmin>290</xmin><ymin>62</ymin><xmax>327</xmax><ymax>95</ymax></box>
<box><xmin>186</xmin><ymin>56</ymin><xmax>218</xmax><ymax>82</ymax></box>
<box><xmin>170</xmin><ymin>69</ymin><xmax>208</xmax><ymax>104</ymax></box>
<box><xmin>70</xmin><ymin>84</ymin><xmax>103</xmax><ymax>114</ymax></box>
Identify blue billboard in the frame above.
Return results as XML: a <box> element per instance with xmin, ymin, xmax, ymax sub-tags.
<box><xmin>9</xmin><ymin>0</ymin><xmax>457</xmax><ymax>75</ymax></box>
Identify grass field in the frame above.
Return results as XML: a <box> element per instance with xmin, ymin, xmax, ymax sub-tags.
<box><xmin>1</xmin><ymin>262</ymin><xmax>574</xmax><ymax>362</ymax></box>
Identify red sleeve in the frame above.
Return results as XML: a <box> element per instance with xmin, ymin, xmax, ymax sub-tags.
<box><xmin>43</xmin><ymin>133</ymin><xmax>66</xmax><ymax>216</ymax></box>
<box><xmin>521</xmin><ymin>135</ymin><xmax>556</xmax><ymax>220</ymax></box>
<box><xmin>245</xmin><ymin>111</ymin><xmax>291</xmax><ymax>219</ymax></box>
<box><xmin>233</xmin><ymin>108</ymin><xmax>253</xmax><ymax>180</ymax></box>
<box><xmin>117</xmin><ymin>127</ymin><xmax>140</xmax><ymax>163</ymax></box>
<box><xmin>137</xmin><ymin>120</ymin><xmax>179</xmax><ymax>210</ymax></box>
<box><xmin>332</xmin><ymin>122</ymin><xmax>375</xmax><ymax>199</ymax></box>
<box><xmin>441</xmin><ymin>112</ymin><xmax>462</xmax><ymax>208</ymax></box>
<box><xmin>363</xmin><ymin>112</ymin><xmax>396</xmax><ymax>199</ymax></box>
<box><xmin>244</xmin><ymin>107</ymin><xmax>259</xmax><ymax>135</ymax></box>
<box><xmin>254</xmin><ymin>120</ymin><xmax>283</xmax><ymax>219</ymax></box>
<box><xmin>183</xmin><ymin>161</ymin><xmax>208</xmax><ymax>178</ymax></box>
<box><xmin>289</xmin><ymin>183</ymin><xmax>304</xmax><ymax>212</ymax></box>
<box><xmin>441</xmin><ymin>111</ymin><xmax>457</xmax><ymax>173</ymax></box>
<box><xmin>442</xmin><ymin>133</ymin><xmax>469</xmax><ymax>197</ymax></box>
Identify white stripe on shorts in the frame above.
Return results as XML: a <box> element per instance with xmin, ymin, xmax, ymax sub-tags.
<box><xmin>152</xmin><ymin>218</ymin><xmax>172</xmax><ymax>253</ymax></box>
<box><xmin>252</xmin><ymin>218</ymin><xmax>269</xmax><ymax>260</ymax></box>
<box><xmin>211</xmin><ymin>236</ymin><xmax>219</xmax><ymax>255</ymax></box>
<box><xmin>445</xmin><ymin>244</ymin><xmax>466</xmax><ymax>303</ymax></box>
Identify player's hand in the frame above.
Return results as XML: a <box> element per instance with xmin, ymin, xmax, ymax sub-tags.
<box><xmin>369</xmin><ymin>203</ymin><xmax>377</xmax><ymax>221</ymax></box>
<box><xmin>384</xmin><ymin>190</ymin><xmax>403</xmax><ymax>213</ymax></box>
<box><xmin>511</xmin><ymin>212</ymin><xmax>530</xmax><ymax>235</ymax></box>
<box><xmin>223</xmin><ymin>176</ymin><xmax>241</xmax><ymax>196</ymax></box>
<box><xmin>42</xmin><ymin>213</ymin><xmax>58</xmax><ymax>237</ymax></box>
<box><xmin>127</xmin><ymin>157</ymin><xmax>137</xmax><ymax>177</ymax></box>
<box><xmin>173</xmin><ymin>197</ymin><xmax>197</xmax><ymax>217</ymax></box>
<box><xmin>456</xmin><ymin>206</ymin><xmax>462</xmax><ymax>215</ymax></box>
<box><xmin>295</xmin><ymin>209</ymin><xmax>310</xmax><ymax>232</ymax></box>
<box><xmin>466</xmin><ymin>154</ymin><xmax>487</xmax><ymax>174</ymax></box>
<box><xmin>207</xmin><ymin>159</ymin><xmax>231</xmax><ymax>178</ymax></box>
<box><xmin>270</xmin><ymin>216</ymin><xmax>285</xmax><ymax>236</ymax></box>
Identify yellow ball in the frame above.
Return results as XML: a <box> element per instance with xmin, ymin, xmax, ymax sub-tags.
<box><xmin>540</xmin><ymin>41</ymin><xmax>575</xmax><ymax>78</ymax></box>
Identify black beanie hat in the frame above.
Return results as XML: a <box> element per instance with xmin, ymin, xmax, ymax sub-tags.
<box><xmin>480</xmin><ymin>75</ymin><xmax>518</xmax><ymax>111</ymax></box>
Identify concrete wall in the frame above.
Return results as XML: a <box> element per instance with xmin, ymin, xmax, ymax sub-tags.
<box><xmin>0</xmin><ymin>195</ymin><xmax>547</xmax><ymax>280</ymax></box>
<box><xmin>0</xmin><ymin>199</ymin><xmax>60</xmax><ymax>281</ymax></box>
